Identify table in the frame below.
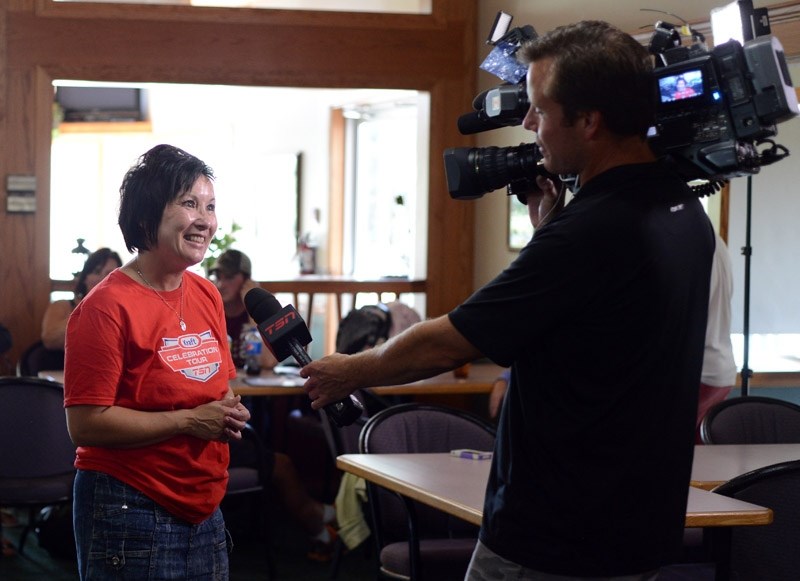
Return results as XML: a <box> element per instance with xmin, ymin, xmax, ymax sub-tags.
<box><xmin>690</xmin><ymin>443</ymin><xmax>800</xmax><ymax>490</ymax></box>
<box><xmin>38</xmin><ymin>362</ymin><xmax>504</xmax><ymax>398</ymax></box>
<box><xmin>336</xmin><ymin>453</ymin><xmax>773</xmax><ymax>529</ymax></box>
<box><xmin>41</xmin><ymin>361</ymin><xmax>503</xmax><ymax>402</ymax></box>
<box><xmin>231</xmin><ymin>362</ymin><xmax>504</xmax><ymax>397</ymax></box>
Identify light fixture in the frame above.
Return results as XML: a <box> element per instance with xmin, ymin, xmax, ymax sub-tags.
<box><xmin>487</xmin><ymin>11</ymin><xmax>513</xmax><ymax>44</ymax></box>
<box><xmin>710</xmin><ymin>0</ymin><xmax>771</xmax><ymax>46</ymax></box>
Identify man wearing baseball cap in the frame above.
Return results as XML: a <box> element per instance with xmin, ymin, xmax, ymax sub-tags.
<box><xmin>208</xmin><ymin>249</ymin><xmax>339</xmax><ymax>559</ymax></box>
<box><xmin>209</xmin><ymin>249</ymin><xmax>260</xmax><ymax>368</ymax></box>
<box><xmin>210</xmin><ymin>249</ymin><xmax>252</xmax><ymax>281</ymax></box>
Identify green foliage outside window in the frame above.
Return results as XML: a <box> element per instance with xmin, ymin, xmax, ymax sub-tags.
<box><xmin>202</xmin><ymin>222</ymin><xmax>242</xmax><ymax>274</ymax></box>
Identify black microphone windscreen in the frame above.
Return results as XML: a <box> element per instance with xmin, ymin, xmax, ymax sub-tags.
<box><xmin>457</xmin><ymin>112</ymin><xmax>488</xmax><ymax>135</ymax></box>
<box><xmin>244</xmin><ymin>287</ymin><xmax>282</xmax><ymax>324</ymax></box>
<box><xmin>457</xmin><ymin>112</ymin><xmax>507</xmax><ymax>135</ymax></box>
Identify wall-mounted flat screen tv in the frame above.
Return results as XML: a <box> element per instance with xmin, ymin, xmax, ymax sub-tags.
<box><xmin>56</xmin><ymin>86</ymin><xmax>145</xmax><ymax>122</ymax></box>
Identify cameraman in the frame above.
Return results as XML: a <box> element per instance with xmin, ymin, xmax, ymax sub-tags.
<box><xmin>302</xmin><ymin>20</ymin><xmax>714</xmax><ymax>580</ymax></box>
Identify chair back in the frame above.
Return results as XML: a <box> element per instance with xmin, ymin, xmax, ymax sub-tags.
<box><xmin>16</xmin><ymin>340</ymin><xmax>65</xmax><ymax>377</ymax></box>
<box><xmin>0</xmin><ymin>376</ymin><xmax>77</xmax><ymax>555</ymax></box>
<box><xmin>0</xmin><ymin>376</ymin><xmax>75</xmax><ymax>482</ymax></box>
<box><xmin>700</xmin><ymin>396</ymin><xmax>800</xmax><ymax>444</ymax></box>
<box><xmin>712</xmin><ymin>459</ymin><xmax>800</xmax><ymax>581</ymax></box>
<box><xmin>359</xmin><ymin>403</ymin><xmax>495</xmax><ymax>579</ymax></box>
<box><xmin>227</xmin><ymin>423</ymin><xmax>267</xmax><ymax>496</ymax></box>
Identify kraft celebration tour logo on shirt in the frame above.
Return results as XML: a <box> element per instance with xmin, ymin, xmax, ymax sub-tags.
<box><xmin>158</xmin><ymin>330</ymin><xmax>223</xmax><ymax>382</ymax></box>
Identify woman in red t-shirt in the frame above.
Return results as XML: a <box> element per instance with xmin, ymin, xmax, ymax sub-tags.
<box><xmin>64</xmin><ymin>144</ymin><xmax>250</xmax><ymax>580</ymax></box>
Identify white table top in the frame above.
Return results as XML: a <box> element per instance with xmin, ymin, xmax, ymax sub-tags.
<box><xmin>337</xmin><ymin>453</ymin><xmax>773</xmax><ymax>528</ymax></box>
<box><xmin>691</xmin><ymin>443</ymin><xmax>800</xmax><ymax>490</ymax></box>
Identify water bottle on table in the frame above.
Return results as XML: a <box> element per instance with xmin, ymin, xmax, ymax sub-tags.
<box><xmin>243</xmin><ymin>325</ymin><xmax>262</xmax><ymax>376</ymax></box>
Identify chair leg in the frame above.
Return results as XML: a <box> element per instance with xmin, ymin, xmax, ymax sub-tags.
<box><xmin>328</xmin><ymin>538</ymin><xmax>344</xmax><ymax>579</ymax></box>
<box><xmin>16</xmin><ymin>507</ymin><xmax>40</xmax><ymax>555</ymax></box>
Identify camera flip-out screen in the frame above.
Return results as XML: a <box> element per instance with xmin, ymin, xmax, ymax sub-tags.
<box><xmin>657</xmin><ymin>69</ymin><xmax>705</xmax><ymax>104</ymax></box>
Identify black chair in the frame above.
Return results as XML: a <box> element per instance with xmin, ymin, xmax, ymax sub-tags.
<box><xmin>699</xmin><ymin>396</ymin><xmax>800</xmax><ymax>444</ymax></box>
<box><xmin>0</xmin><ymin>376</ymin><xmax>76</xmax><ymax>556</ymax></box>
<box><xmin>706</xmin><ymin>459</ymin><xmax>800</xmax><ymax>581</ymax></box>
<box><xmin>683</xmin><ymin>396</ymin><xmax>800</xmax><ymax>566</ymax></box>
<box><xmin>16</xmin><ymin>340</ymin><xmax>65</xmax><ymax>377</ymax></box>
<box><xmin>227</xmin><ymin>423</ymin><xmax>268</xmax><ymax>498</ymax></box>
<box><xmin>359</xmin><ymin>403</ymin><xmax>496</xmax><ymax>581</ymax></box>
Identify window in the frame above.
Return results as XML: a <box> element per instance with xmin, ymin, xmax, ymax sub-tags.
<box><xmin>50</xmin><ymin>82</ymin><xmax>426</xmax><ymax>295</ymax></box>
<box><xmin>344</xmin><ymin>101</ymin><xmax>422</xmax><ymax>278</ymax></box>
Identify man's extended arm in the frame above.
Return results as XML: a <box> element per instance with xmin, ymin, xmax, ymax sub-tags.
<box><xmin>301</xmin><ymin>315</ymin><xmax>482</xmax><ymax>409</ymax></box>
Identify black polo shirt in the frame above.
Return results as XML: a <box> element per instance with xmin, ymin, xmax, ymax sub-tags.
<box><xmin>450</xmin><ymin>161</ymin><xmax>714</xmax><ymax>576</ymax></box>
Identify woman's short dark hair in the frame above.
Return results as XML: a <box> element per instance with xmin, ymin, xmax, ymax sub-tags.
<box><xmin>74</xmin><ymin>247</ymin><xmax>123</xmax><ymax>299</ymax></box>
<box><xmin>118</xmin><ymin>144</ymin><xmax>215</xmax><ymax>253</ymax></box>
<box><xmin>518</xmin><ymin>20</ymin><xmax>655</xmax><ymax>138</ymax></box>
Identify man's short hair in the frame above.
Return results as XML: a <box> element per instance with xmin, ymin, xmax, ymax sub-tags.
<box><xmin>518</xmin><ymin>20</ymin><xmax>655</xmax><ymax>138</ymax></box>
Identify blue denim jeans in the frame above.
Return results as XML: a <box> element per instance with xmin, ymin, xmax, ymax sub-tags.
<box><xmin>73</xmin><ymin>469</ymin><xmax>230</xmax><ymax>580</ymax></box>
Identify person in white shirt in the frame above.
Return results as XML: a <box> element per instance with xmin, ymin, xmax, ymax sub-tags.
<box><xmin>696</xmin><ymin>231</ymin><xmax>738</xmax><ymax>442</ymax></box>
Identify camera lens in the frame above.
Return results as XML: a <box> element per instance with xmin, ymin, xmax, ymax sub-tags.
<box><xmin>443</xmin><ymin>142</ymin><xmax>547</xmax><ymax>199</ymax></box>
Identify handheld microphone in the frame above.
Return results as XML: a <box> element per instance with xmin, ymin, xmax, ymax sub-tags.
<box><xmin>244</xmin><ymin>287</ymin><xmax>364</xmax><ymax>427</ymax></box>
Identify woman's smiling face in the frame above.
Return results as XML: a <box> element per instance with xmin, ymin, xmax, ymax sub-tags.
<box><xmin>155</xmin><ymin>175</ymin><xmax>218</xmax><ymax>269</ymax></box>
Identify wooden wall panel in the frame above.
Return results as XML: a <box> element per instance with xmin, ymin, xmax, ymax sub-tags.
<box><xmin>1</xmin><ymin>66</ymin><xmax>44</xmax><ymax>369</ymax></box>
<box><xmin>0</xmin><ymin>0</ymin><xmax>478</xmax><ymax>369</ymax></box>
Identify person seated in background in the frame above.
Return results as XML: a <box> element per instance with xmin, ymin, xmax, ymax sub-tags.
<box><xmin>208</xmin><ymin>248</ymin><xmax>337</xmax><ymax>560</ymax></box>
<box><xmin>41</xmin><ymin>247</ymin><xmax>122</xmax><ymax>351</ymax></box>
<box><xmin>208</xmin><ymin>249</ymin><xmax>277</xmax><ymax>370</ymax></box>
<box><xmin>19</xmin><ymin>248</ymin><xmax>124</xmax><ymax>376</ymax></box>
<box><xmin>488</xmin><ymin>368</ymin><xmax>511</xmax><ymax>421</ymax></box>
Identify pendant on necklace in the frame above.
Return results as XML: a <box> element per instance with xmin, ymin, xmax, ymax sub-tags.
<box><xmin>133</xmin><ymin>259</ymin><xmax>187</xmax><ymax>333</ymax></box>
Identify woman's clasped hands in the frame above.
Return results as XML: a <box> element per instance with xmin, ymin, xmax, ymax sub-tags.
<box><xmin>189</xmin><ymin>394</ymin><xmax>250</xmax><ymax>442</ymax></box>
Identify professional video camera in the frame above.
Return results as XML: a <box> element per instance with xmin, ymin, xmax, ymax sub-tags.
<box><xmin>444</xmin><ymin>4</ymin><xmax>798</xmax><ymax>201</ymax></box>
<box><xmin>648</xmin><ymin>13</ymin><xmax>797</xmax><ymax>187</ymax></box>
<box><xmin>443</xmin><ymin>12</ymin><xmax>556</xmax><ymax>203</ymax></box>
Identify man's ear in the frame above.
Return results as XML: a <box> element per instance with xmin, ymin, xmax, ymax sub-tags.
<box><xmin>582</xmin><ymin>110</ymin><xmax>602</xmax><ymax>139</ymax></box>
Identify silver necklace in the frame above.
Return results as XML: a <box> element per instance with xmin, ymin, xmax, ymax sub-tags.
<box><xmin>135</xmin><ymin>259</ymin><xmax>186</xmax><ymax>331</ymax></box>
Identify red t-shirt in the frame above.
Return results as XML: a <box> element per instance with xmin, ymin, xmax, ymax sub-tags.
<box><xmin>64</xmin><ymin>269</ymin><xmax>237</xmax><ymax>523</ymax></box>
